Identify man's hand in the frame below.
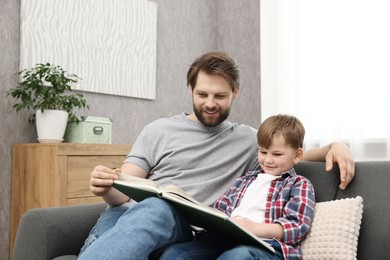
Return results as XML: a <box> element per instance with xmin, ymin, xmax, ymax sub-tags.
<box><xmin>325</xmin><ymin>142</ymin><xmax>355</xmax><ymax>190</ymax></box>
<box><xmin>89</xmin><ymin>163</ymin><xmax>147</xmax><ymax>206</ymax></box>
<box><xmin>89</xmin><ymin>165</ymin><xmax>120</xmax><ymax>196</ymax></box>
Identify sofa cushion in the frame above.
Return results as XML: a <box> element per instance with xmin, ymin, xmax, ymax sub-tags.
<box><xmin>52</xmin><ymin>256</ymin><xmax>78</xmax><ymax>260</ymax></box>
<box><xmin>13</xmin><ymin>203</ymin><xmax>106</xmax><ymax>260</ymax></box>
<box><xmin>301</xmin><ymin>196</ymin><xmax>363</xmax><ymax>260</ymax></box>
<box><xmin>336</xmin><ymin>161</ymin><xmax>390</xmax><ymax>260</ymax></box>
<box><xmin>295</xmin><ymin>161</ymin><xmax>340</xmax><ymax>202</ymax></box>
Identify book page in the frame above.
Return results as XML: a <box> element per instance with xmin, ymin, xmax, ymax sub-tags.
<box><xmin>119</xmin><ymin>174</ymin><xmax>159</xmax><ymax>187</ymax></box>
<box><xmin>161</xmin><ymin>191</ymin><xmax>227</xmax><ymax>219</ymax></box>
<box><xmin>162</xmin><ymin>192</ymin><xmax>274</xmax><ymax>253</ymax></box>
<box><xmin>162</xmin><ymin>185</ymin><xmax>233</xmax><ymax>217</ymax></box>
<box><xmin>115</xmin><ymin>174</ymin><xmax>161</xmax><ymax>196</ymax></box>
<box><xmin>162</xmin><ymin>185</ymin><xmax>204</xmax><ymax>206</ymax></box>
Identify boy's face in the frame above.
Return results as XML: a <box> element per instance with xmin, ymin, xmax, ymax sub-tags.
<box><xmin>258</xmin><ymin>134</ymin><xmax>303</xmax><ymax>176</ymax></box>
<box><xmin>190</xmin><ymin>71</ymin><xmax>239</xmax><ymax>127</ymax></box>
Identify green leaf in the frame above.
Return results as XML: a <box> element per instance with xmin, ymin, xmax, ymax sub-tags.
<box><xmin>6</xmin><ymin>63</ymin><xmax>89</xmax><ymax>124</ymax></box>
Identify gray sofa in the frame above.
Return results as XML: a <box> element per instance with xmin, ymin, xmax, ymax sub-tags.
<box><xmin>12</xmin><ymin>161</ymin><xmax>390</xmax><ymax>259</ymax></box>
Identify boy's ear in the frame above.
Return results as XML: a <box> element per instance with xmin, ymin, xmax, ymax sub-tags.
<box><xmin>293</xmin><ymin>148</ymin><xmax>304</xmax><ymax>164</ymax></box>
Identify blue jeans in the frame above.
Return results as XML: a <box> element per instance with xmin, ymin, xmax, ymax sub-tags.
<box><xmin>159</xmin><ymin>233</ymin><xmax>284</xmax><ymax>260</ymax></box>
<box><xmin>78</xmin><ymin>197</ymin><xmax>193</xmax><ymax>260</ymax></box>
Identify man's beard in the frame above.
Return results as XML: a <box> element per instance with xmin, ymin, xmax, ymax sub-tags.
<box><xmin>193</xmin><ymin>104</ymin><xmax>231</xmax><ymax>127</ymax></box>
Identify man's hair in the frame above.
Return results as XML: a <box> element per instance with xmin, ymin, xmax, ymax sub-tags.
<box><xmin>257</xmin><ymin>114</ymin><xmax>305</xmax><ymax>149</ymax></box>
<box><xmin>187</xmin><ymin>51</ymin><xmax>240</xmax><ymax>92</ymax></box>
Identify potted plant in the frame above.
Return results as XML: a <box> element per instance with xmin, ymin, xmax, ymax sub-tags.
<box><xmin>6</xmin><ymin>63</ymin><xmax>89</xmax><ymax>143</ymax></box>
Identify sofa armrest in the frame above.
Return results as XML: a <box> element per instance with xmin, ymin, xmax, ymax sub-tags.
<box><xmin>13</xmin><ymin>203</ymin><xmax>106</xmax><ymax>260</ymax></box>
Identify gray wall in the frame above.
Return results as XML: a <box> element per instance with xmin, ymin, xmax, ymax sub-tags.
<box><xmin>0</xmin><ymin>0</ymin><xmax>260</xmax><ymax>259</ymax></box>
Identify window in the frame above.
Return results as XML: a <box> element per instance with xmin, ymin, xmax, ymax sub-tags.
<box><xmin>260</xmin><ymin>0</ymin><xmax>390</xmax><ymax>160</ymax></box>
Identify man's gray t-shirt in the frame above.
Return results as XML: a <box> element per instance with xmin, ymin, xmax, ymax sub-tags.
<box><xmin>124</xmin><ymin>113</ymin><xmax>259</xmax><ymax>206</ymax></box>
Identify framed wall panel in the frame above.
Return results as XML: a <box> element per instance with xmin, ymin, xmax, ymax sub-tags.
<box><xmin>20</xmin><ymin>0</ymin><xmax>157</xmax><ymax>99</ymax></box>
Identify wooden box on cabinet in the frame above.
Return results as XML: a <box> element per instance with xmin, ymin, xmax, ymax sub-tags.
<box><xmin>10</xmin><ymin>143</ymin><xmax>132</xmax><ymax>255</ymax></box>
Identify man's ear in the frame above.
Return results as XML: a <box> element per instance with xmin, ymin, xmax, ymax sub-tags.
<box><xmin>187</xmin><ymin>85</ymin><xmax>193</xmax><ymax>95</ymax></box>
<box><xmin>233</xmin><ymin>85</ymin><xmax>240</xmax><ymax>99</ymax></box>
<box><xmin>294</xmin><ymin>148</ymin><xmax>304</xmax><ymax>164</ymax></box>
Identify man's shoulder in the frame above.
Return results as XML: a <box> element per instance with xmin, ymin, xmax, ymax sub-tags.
<box><xmin>145</xmin><ymin>114</ymin><xmax>184</xmax><ymax>128</ymax></box>
<box><xmin>145</xmin><ymin>115</ymin><xmax>258</xmax><ymax>137</ymax></box>
<box><xmin>229</xmin><ymin>124</ymin><xmax>258</xmax><ymax>144</ymax></box>
<box><xmin>231</xmin><ymin>122</ymin><xmax>257</xmax><ymax>134</ymax></box>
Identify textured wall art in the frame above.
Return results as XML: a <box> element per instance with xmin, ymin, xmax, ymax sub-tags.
<box><xmin>20</xmin><ymin>0</ymin><xmax>157</xmax><ymax>99</ymax></box>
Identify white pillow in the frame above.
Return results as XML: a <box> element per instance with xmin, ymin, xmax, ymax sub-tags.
<box><xmin>301</xmin><ymin>196</ymin><xmax>363</xmax><ymax>260</ymax></box>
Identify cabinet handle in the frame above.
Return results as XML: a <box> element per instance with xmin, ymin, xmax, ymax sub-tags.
<box><xmin>93</xmin><ymin>126</ymin><xmax>103</xmax><ymax>134</ymax></box>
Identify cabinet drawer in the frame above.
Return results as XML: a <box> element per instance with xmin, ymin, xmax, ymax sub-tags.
<box><xmin>11</xmin><ymin>143</ymin><xmax>131</xmax><ymax>256</ymax></box>
<box><xmin>67</xmin><ymin>155</ymin><xmax>124</xmax><ymax>198</ymax></box>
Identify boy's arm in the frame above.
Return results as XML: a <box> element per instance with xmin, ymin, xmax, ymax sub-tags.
<box><xmin>274</xmin><ymin>177</ymin><xmax>316</xmax><ymax>245</ymax></box>
<box><xmin>232</xmin><ymin>218</ymin><xmax>284</xmax><ymax>240</ymax></box>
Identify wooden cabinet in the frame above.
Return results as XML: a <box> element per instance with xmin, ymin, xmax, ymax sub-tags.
<box><xmin>10</xmin><ymin>143</ymin><xmax>132</xmax><ymax>254</ymax></box>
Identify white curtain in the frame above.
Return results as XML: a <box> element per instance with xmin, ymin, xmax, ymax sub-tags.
<box><xmin>260</xmin><ymin>0</ymin><xmax>390</xmax><ymax>161</ymax></box>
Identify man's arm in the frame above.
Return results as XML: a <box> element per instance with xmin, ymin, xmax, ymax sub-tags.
<box><xmin>89</xmin><ymin>163</ymin><xmax>148</xmax><ymax>206</ymax></box>
<box><xmin>303</xmin><ymin>142</ymin><xmax>355</xmax><ymax>190</ymax></box>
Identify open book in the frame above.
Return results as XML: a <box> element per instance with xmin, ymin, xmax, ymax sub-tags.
<box><xmin>113</xmin><ymin>174</ymin><xmax>275</xmax><ymax>253</ymax></box>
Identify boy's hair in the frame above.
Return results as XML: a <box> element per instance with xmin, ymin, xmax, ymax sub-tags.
<box><xmin>187</xmin><ymin>51</ymin><xmax>240</xmax><ymax>92</ymax></box>
<box><xmin>257</xmin><ymin>114</ymin><xmax>305</xmax><ymax>149</ymax></box>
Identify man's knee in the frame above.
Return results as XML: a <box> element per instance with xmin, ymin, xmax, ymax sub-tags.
<box><xmin>131</xmin><ymin>197</ymin><xmax>179</xmax><ymax>225</ymax></box>
<box><xmin>138</xmin><ymin>197</ymin><xmax>176</xmax><ymax>219</ymax></box>
<box><xmin>137</xmin><ymin>197</ymin><xmax>192</xmax><ymax>239</ymax></box>
<box><xmin>142</xmin><ymin>197</ymin><xmax>173</xmax><ymax>211</ymax></box>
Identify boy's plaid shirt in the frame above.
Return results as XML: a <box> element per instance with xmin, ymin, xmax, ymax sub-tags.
<box><xmin>213</xmin><ymin>168</ymin><xmax>315</xmax><ymax>260</ymax></box>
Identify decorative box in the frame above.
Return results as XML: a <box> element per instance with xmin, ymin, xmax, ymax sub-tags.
<box><xmin>64</xmin><ymin>116</ymin><xmax>112</xmax><ymax>144</ymax></box>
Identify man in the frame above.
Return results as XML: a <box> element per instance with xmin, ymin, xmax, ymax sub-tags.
<box><xmin>79</xmin><ymin>51</ymin><xmax>354</xmax><ymax>259</ymax></box>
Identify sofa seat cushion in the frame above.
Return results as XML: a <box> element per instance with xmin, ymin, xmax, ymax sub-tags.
<box><xmin>52</xmin><ymin>256</ymin><xmax>78</xmax><ymax>260</ymax></box>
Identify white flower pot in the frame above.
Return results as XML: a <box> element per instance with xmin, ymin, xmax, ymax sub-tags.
<box><xmin>36</xmin><ymin>109</ymin><xmax>69</xmax><ymax>143</ymax></box>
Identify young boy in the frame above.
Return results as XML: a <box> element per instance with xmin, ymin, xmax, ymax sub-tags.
<box><xmin>159</xmin><ymin>114</ymin><xmax>316</xmax><ymax>260</ymax></box>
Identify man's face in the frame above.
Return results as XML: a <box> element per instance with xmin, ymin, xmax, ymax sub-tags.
<box><xmin>191</xmin><ymin>71</ymin><xmax>239</xmax><ymax>127</ymax></box>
